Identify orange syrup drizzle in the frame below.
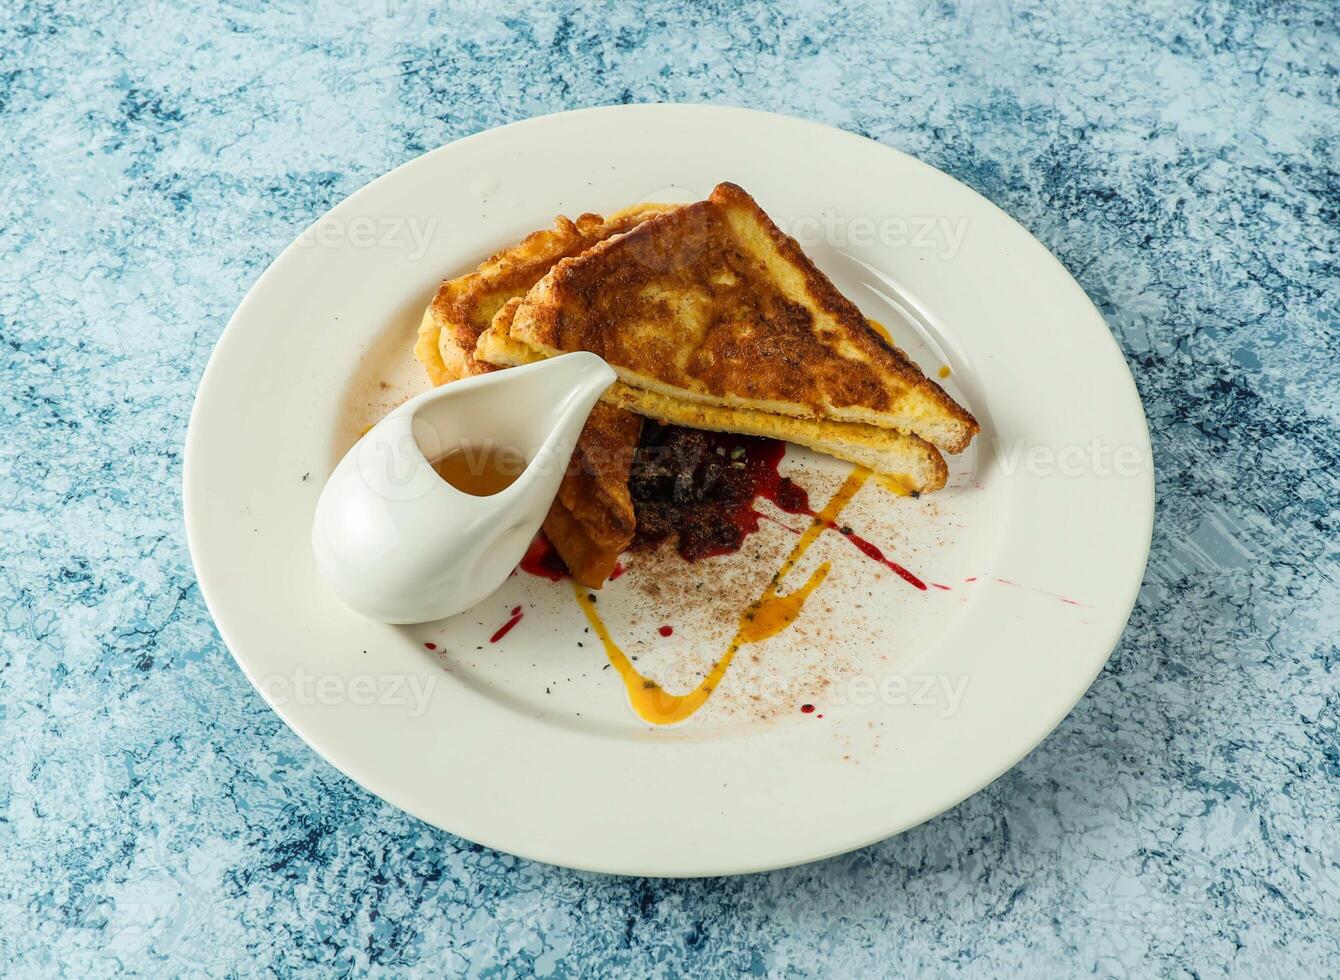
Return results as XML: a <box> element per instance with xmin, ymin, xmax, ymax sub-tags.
<box><xmin>874</xmin><ymin>474</ymin><xmax>913</xmax><ymax>497</ymax></box>
<box><xmin>866</xmin><ymin>318</ymin><xmax>893</xmax><ymax>344</ymax></box>
<box><xmin>573</xmin><ymin>468</ymin><xmax>871</xmax><ymax>725</ymax></box>
<box><xmin>869</xmin><ymin>317</ymin><xmax>952</xmax><ymax>381</ymax></box>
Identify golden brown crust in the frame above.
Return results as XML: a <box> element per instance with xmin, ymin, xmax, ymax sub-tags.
<box><xmin>543</xmin><ymin>401</ymin><xmax>643</xmax><ymax>587</ymax></box>
<box><xmin>542</xmin><ymin>501</ymin><xmax>617</xmax><ymax>588</ymax></box>
<box><xmin>555</xmin><ymin>400</ymin><xmax>643</xmax><ymax>539</ymax></box>
<box><xmin>509</xmin><ymin>183</ymin><xmax>978</xmax><ymax>453</ymax></box>
<box><xmin>423</xmin><ymin>204</ymin><xmax>674</xmax><ymax>379</ymax></box>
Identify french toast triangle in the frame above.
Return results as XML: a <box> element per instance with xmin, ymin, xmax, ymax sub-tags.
<box><xmin>475</xmin><ymin>182</ymin><xmax>978</xmax><ymax>490</ymax></box>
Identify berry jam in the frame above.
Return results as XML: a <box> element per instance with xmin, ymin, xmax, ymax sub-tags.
<box><xmin>628</xmin><ymin>423</ymin><xmax>811</xmax><ymax>561</ymax></box>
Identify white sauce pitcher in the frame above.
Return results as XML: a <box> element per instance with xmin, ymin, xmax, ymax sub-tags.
<box><xmin>312</xmin><ymin>352</ymin><xmax>616</xmax><ymax>623</ymax></box>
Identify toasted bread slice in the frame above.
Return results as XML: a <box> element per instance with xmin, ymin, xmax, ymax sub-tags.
<box><xmin>481</xmin><ymin>300</ymin><xmax>947</xmax><ymax>492</ymax></box>
<box><xmin>413</xmin><ymin>206</ymin><xmax>669</xmax><ymax>586</ymax></box>
<box><xmin>414</xmin><ymin>203</ymin><xmax>674</xmax><ymax>383</ymax></box>
<box><xmin>496</xmin><ymin>182</ymin><xmax>978</xmax><ymax>455</ymax></box>
<box><xmin>544</xmin><ymin>398</ymin><xmax>644</xmax><ymax>584</ymax></box>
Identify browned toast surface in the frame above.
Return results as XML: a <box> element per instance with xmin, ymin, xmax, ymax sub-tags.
<box><xmin>503</xmin><ymin>183</ymin><xmax>978</xmax><ymax>454</ymax></box>
<box><xmin>478</xmin><ymin>309</ymin><xmax>948</xmax><ymax>492</ymax></box>
<box><xmin>414</xmin><ymin>204</ymin><xmax>672</xmax><ymax>383</ymax></box>
<box><xmin>545</xmin><ymin>400</ymin><xmax>644</xmax><ymax>585</ymax></box>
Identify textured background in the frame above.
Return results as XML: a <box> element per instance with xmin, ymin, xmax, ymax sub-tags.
<box><xmin>2</xmin><ymin>0</ymin><xmax>1337</xmax><ymax>975</ymax></box>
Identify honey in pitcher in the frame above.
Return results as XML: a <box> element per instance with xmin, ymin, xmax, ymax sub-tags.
<box><xmin>431</xmin><ymin>444</ymin><xmax>527</xmax><ymax>496</ymax></box>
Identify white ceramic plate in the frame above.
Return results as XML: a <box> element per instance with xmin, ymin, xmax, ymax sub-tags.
<box><xmin>184</xmin><ymin>105</ymin><xmax>1152</xmax><ymax>876</ymax></box>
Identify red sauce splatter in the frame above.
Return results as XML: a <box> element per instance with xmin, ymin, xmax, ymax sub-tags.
<box><xmin>800</xmin><ymin>703</ymin><xmax>815</xmax><ymax>714</ymax></box>
<box><xmin>994</xmin><ymin>577</ymin><xmax>1090</xmax><ymax>607</ymax></box>
<box><xmin>833</xmin><ymin>526</ymin><xmax>928</xmax><ymax>590</ymax></box>
<box><xmin>931</xmin><ymin>583</ymin><xmax>952</xmax><ymax>591</ymax></box>
<box><xmin>609</xmin><ymin>561</ymin><xmax>625</xmax><ymax>580</ymax></box>
<box><xmin>658</xmin><ymin>625</ymin><xmax>674</xmax><ymax>637</ymax></box>
<box><xmin>423</xmin><ymin>642</ymin><xmax>436</xmax><ymax>651</ymax></box>
<box><xmin>758</xmin><ymin>512</ymin><xmax>804</xmax><ymax>534</ymax></box>
<box><xmin>490</xmin><ymin>607</ymin><xmax>524</xmax><ymax>643</ymax></box>
<box><xmin>518</xmin><ymin>534</ymin><xmax>569</xmax><ymax>581</ymax></box>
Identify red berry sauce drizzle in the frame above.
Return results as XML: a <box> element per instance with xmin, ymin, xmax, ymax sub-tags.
<box><xmin>490</xmin><ymin>605</ymin><xmax>524</xmax><ymax>643</ymax></box>
<box><xmin>519</xmin><ymin>534</ymin><xmax>569</xmax><ymax>581</ymax></box>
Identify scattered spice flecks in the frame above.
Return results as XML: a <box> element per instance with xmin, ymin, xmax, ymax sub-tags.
<box><xmin>788</xmin><ymin>514</ymin><xmax>931</xmax><ymax>589</ymax></box>
<box><xmin>490</xmin><ymin>605</ymin><xmax>525</xmax><ymax>643</ymax></box>
<box><xmin>758</xmin><ymin>512</ymin><xmax>805</xmax><ymax>535</ymax></box>
<box><xmin>833</xmin><ymin>525</ymin><xmax>928</xmax><ymax>590</ymax></box>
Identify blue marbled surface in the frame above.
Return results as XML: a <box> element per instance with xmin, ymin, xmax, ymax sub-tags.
<box><xmin>3</xmin><ymin>0</ymin><xmax>1337</xmax><ymax>974</ymax></box>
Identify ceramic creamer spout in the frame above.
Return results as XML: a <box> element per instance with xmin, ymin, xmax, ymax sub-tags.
<box><xmin>312</xmin><ymin>352</ymin><xmax>617</xmax><ymax>624</ymax></box>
